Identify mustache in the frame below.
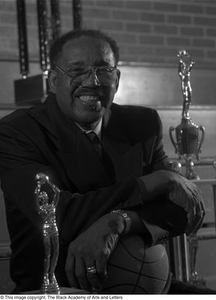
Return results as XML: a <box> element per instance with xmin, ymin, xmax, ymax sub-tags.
<box><xmin>74</xmin><ymin>86</ymin><xmax>103</xmax><ymax>97</ymax></box>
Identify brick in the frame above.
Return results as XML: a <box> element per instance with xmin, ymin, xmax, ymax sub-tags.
<box><xmin>154</xmin><ymin>47</ymin><xmax>180</xmax><ymax>58</ymax></box>
<box><xmin>194</xmin><ymin>16</ymin><xmax>216</xmax><ymax>26</ymax></box>
<box><xmin>119</xmin><ymin>54</ymin><xmax>139</xmax><ymax>62</ymax></box>
<box><xmin>82</xmin><ymin>19</ymin><xmax>97</xmax><ymax>29</ymax></box>
<box><xmin>193</xmin><ymin>38</ymin><xmax>215</xmax><ymax>47</ymax></box>
<box><xmin>27</xmin><ymin>27</ymin><xmax>38</xmax><ymax>39</ymax></box>
<box><xmin>153</xmin><ymin>2</ymin><xmax>178</xmax><ymax>12</ymax></box>
<box><xmin>0</xmin><ymin>12</ymin><xmax>17</xmax><ymax>24</ymax></box>
<box><xmin>185</xmin><ymin>49</ymin><xmax>204</xmax><ymax>59</ymax></box>
<box><xmin>206</xmin><ymin>28</ymin><xmax>216</xmax><ymax>36</ymax></box>
<box><xmin>125</xmin><ymin>0</ymin><xmax>152</xmax><ymax>10</ymax></box>
<box><xmin>112</xmin><ymin>10</ymin><xmax>139</xmax><ymax>21</ymax></box>
<box><xmin>60</xmin><ymin>4</ymin><xmax>78</xmax><ymax>17</ymax></box>
<box><xmin>0</xmin><ymin>25</ymin><xmax>16</xmax><ymax>37</ymax></box>
<box><xmin>82</xmin><ymin>0</ymin><xmax>95</xmax><ymax>6</ymax></box>
<box><xmin>180</xmin><ymin>4</ymin><xmax>204</xmax><ymax>14</ymax></box>
<box><xmin>61</xmin><ymin>17</ymin><xmax>73</xmax><ymax>29</ymax></box>
<box><xmin>0</xmin><ymin>37</ymin><xmax>18</xmax><ymax>54</ymax></box>
<box><xmin>9</xmin><ymin>38</ymin><xmax>20</xmax><ymax>50</ymax></box>
<box><xmin>181</xmin><ymin>27</ymin><xmax>204</xmax><ymax>36</ymax></box>
<box><xmin>207</xmin><ymin>50</ymin><xmax>216</xmax><ymax>59</ymax></box>
<box><xmin>205</xmin><ymin>5</ymin><xmax>216</xmax><ymax>15</ymax></box>
<box><xmin>154</xmin><ymin>24</ymin><xmax>177</xmax><ymax>34</ymax></box>
<box><xmin>26</xmin><ymin>1</ymin><xmax>37</xmax><ymax>14</ymax></box>
<box><xmin>127</xmin><ymin>45</ymin><xmax>153</xmax><ymax>56</ymax></box>
<box><xmin>167</xmin><ymin>37</ymin><xmax>191</xmax><ymax>46</ymax></box>
<box><xmin>0</xmin><ymin>50</ymin><xmax>18</xmax><ymax>60</ymax></box>
<box><xmin>139</xmin><ymin>35</ymin><xmax>164</xmax><ymax>45</ymax></box>
<box><xmin>96</xmin><ymin>21</ymin><xmax>123</xmax><ymax>31</ymax></box>
<box><xmin>203</xmin><ymin>61</ymin><xmax>216</xmax><ymax>68</ymax></box>
<box><xmin>0</xmin><ymin>0</ymin><xmax>16</xmax><ymax>12</ymax></box>
<box><xmin>83</xmin><ymin>7</ymin><xmax>111</xmax><ymax>19</ymax></box>
<box><xmin>140</xmin><ymin>12</ymin><xmax>165</xmax><ymax>23</ymax></box>
<box><xmin>28</xmin><ymin>38</ymin><xmax>39</xmax><ymax>56</ymax></box>
<box><xmin>168</xmin><ymin>14</ymin><xmax>191</xmax><ymax>24</ymax></box>
<box><xmin>95</xmin><ymin>0</ymin><xmax>123</xmax><ymax>8</ymax></box>
<box><xmin>26</xmin><ymin>14</ymin><xmax>38</xmax><ymax>26</ymax></box>
<box><xmin>110</xmin><ymin>32</ymin><xmax>137</xmax><ymax>44</ymax></box>
<box><xmin>126</xmin><ymin>23</ymin><xmax>151</xmax><ymax>33</ymax></box>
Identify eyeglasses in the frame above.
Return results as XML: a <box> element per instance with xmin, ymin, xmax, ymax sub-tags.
<box><xmin>56</xmin><ymin>65</ymin><xmax>118</xmax><ymax>85</ymax></box>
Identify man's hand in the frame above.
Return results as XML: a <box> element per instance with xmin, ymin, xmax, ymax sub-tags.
<box><xmin>168</xmin><ymin>176</ymin><xmax>205</xmax><ymax>235</ymax></box>
<box><xmin>65</xmin><ymin>213</ymin><xmax>124</xmax><ymax>292</ymax></box>
<box><xmin>140</xmin><ymin>170</ymin><xmax>205</xmax><ymax>235</ymax></box>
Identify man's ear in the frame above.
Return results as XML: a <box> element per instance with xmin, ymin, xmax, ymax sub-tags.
<box><xmin>115</xmin><ymin>69</ymin><xmax>121</xmax><ymax>92</ymax></box>
<box><xmin>48</xmin><ymin>70</ymin><xmax>57</xmax><ymax>94</ymax></box>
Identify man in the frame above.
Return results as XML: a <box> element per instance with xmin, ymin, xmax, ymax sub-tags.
<box><xmin>0</xmin><ymin>29</ymin><xmax>212</xmax><ymax>294</ymax></box>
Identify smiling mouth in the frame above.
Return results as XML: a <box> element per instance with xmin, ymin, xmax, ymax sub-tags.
<box><xmin>78</xmin><ymin>95</ymin><xmax>102</xmax><ymax>111</ymax></box>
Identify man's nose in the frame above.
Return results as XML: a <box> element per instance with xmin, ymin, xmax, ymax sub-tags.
<box><xmin>82</xmin><ymin>69</ymin><xmax>101</xmax><ymax>86</ymax></box>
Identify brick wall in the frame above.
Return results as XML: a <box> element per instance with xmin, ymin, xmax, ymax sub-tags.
<box><xmin>0</xmin><ymin>0</ymin><xmax>216</xmax><ymax>67</ymax></box>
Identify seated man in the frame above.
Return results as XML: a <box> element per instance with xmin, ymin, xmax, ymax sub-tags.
<box><xmin>0</xmin><ymin>29</ymin><xmax>214</xmax><ymax>294</ymax></box>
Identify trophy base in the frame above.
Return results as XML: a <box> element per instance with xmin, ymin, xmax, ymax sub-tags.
<box><xmin>185</xmin><ymin>156</ymin><xmax>200</xmax><ymax>180</ymax></box>
<box><xmin>189</xmin><ymin>273</ymin><xmax>206</xmax><ymax>288</ymax></box>
<box><xmin>14</xmin><ymin>74</ymin><xmax>49</xmax><ymax>105</ymax></box>
<box><xmin>185</xmin><ymin>172</ymin><xmax>200</xmax><ymax>180</ymax></box>
<box><xmin>24</xmin><ymin>287</ymin><xmax>90</xmax><ymax>294</ymax></box>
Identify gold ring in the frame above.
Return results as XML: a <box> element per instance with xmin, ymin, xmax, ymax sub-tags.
<box><xmin>197</xmin><ymin>210</ymin><xmax>204</xmax><ymax>217</ymax></box>
<box><xmin>86</xmin><ymin>266</ymin><xmax>97</xmax><ymax>275</ymax></box>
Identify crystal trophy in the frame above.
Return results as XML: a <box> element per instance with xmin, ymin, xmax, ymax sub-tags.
<box><xmin>35</xmin><ymin>173</ymin><xmax>60</xmax><ymax>294</ymax></box>
<box><xmin>169</xmin><ymin>50</ymin><xmax>205</xmax><ymax>180</ymax></box>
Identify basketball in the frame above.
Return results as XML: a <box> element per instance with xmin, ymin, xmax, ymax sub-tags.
<box><xmin>101</xmin><ymin>234</ymin><xmax>170</xmax><ymax>294</ymax></box>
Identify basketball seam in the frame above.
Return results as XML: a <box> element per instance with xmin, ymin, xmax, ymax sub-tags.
<box><xmin>107</xmin><ymin>263</ymin><xmax>167</xmax><ymax>281</ymax></box>
<box><xmin>132</xmin><ymin>238</ymin><xmax>145</xmax><ymax>293</ymax></box>
<box><xmin>102</xmin><ymin>283</ymin><xmax>148</xmax><ymax>294</ymax></box>
<box><xmin>119</xmin><ymin>239</ymin><xmax>164</xmax><ymax>264</ymax></box>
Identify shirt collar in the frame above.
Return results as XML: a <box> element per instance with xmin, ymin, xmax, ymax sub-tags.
<box><xmin>75</xmin><ymin>118</ymin><xmax>102</xmax><ymax>141</ymax></box>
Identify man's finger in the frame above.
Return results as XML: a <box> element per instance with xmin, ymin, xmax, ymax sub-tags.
<box><xmin>65</xmin><ymin>252</ymin><xmax>79</xmax><ymax>288</ymax></box>
<box><xmin>86</xmin><ymin>263</ymin><xmax>103</xmax><ymax>292</ymax></box>
<box><xmin>75</xmin><ymin>259</ymin><xmax>92</xmax><ymax>291</ymax></box>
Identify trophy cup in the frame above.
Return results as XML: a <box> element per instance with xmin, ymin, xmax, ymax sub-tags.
<box><xmin>169</xmin><ymin>50</ymin><xmax>205</xmax><ymax>180</ymax></box>
<box><xmin>35</xmin><ymin>173</ymin><xmax>61</xmax><ymax>294</ymax></box>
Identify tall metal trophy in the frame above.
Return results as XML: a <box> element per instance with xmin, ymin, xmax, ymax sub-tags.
<box><xmin>169</xmin><ymin>50</ymin><xmax>206</xmax><ymax>287</ymax></box>
<box><xmin>169</xmin><ymin>50</ymin><xmax>205</xmax><ymax>180</ymax></box>
<box><xmin>35</xmin><ymin>173</ymin><xmax>61</xmax><ymax>294</ymax></box>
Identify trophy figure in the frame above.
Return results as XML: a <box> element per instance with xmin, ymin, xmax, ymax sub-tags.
<box><xmin>35</xmin><ymin>173</ymin><xmax>61</xmax><ymax>294</ymax></box>
<box><xmin>169</xmin><ymin>49</ymin><xmax>205</xmax><ymax>180</ymax></box>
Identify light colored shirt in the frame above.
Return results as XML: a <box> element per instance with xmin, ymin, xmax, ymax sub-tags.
<box><xmin>75</xmin><ymin>118</ymin><xmax>102</xmax><ymax>141</ymax></box>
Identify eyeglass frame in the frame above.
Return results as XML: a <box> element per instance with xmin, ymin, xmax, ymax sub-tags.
<box><xmin>55</xmin><ymin>64</ymin><xmax>118</xmax><ymax>85</ymax></box>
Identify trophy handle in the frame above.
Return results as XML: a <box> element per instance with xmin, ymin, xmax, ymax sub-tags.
<box><xmin>197</xmin><ymin>125</ymin><xmax>205</xmax><ymax>160</ymax></box>
<box><xmin>169</xmin><ymin>126</ymin><xmax>179</xmax><ymax>156</ymax></box>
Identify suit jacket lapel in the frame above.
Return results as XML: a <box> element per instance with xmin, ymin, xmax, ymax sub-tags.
<box><xmin>102</xmin><ymin>107</ymin><xmax>143</xmax><ymax>182</ymax></box>
<box><xmin>56</xmin><ymin>132</ymin><xmax>113</xmax><ymax>192</ymax></box>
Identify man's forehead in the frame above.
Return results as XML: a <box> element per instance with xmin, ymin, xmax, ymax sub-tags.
<box><xmin>61</xmin><ymin>36</ymin><xmax>115</xmax><ymax>65</ymax></box>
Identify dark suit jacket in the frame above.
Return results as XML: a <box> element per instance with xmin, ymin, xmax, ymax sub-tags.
<box><xmin>0</xmin><ymin>94</ymin><xmax>187</xmax><ymax>293</ymax></box>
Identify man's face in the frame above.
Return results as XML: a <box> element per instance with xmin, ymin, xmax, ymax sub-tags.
<box><xmin>49</xmin><ymin>36</ymin><xmax>120</xmax><ymax>129</ymax></box>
